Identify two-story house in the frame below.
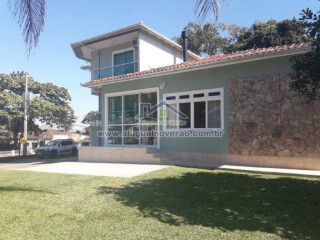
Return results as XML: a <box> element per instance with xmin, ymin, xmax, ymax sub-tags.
<box><xmin>71</xmin><ymin>22</ymin><xmax>320</xmax><ymax>170</ymax></box>
<box><xmin>71</xmin><ymin>22</ymin><xmax>200</xmax><ymax>147</ymax></box>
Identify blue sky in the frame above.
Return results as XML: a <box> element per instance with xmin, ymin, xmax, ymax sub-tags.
<box><xmin>0</xmin><ymin>0</ymin><xmax>319</xmax><ymax>130</ymax></box>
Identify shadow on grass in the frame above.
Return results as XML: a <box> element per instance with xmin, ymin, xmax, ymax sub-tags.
<box><xmin>98</xmin><ymin>171</ymin><xmax>320</xmax><ymax>239</ymax></box>
<box><xmin>0</xmin><ymin>186</ymin><xmax>55</xmax><ymax>194</ymax></box>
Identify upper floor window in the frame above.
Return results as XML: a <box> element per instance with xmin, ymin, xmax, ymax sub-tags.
<box><xmin>113</xmin><ymin>49</ymin><xmax>135</xmax><ymax>76</ymax></box>
<box><xmin>94</xmin><ymin>48</ymin><xmax>137</xmax><ymax>80</ymax></box>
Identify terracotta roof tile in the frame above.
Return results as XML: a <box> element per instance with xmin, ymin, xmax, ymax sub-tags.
<box><xmin>82</xmin><ymin>43</ymin><xmax>310</xmax><ymax>87</ymax></box>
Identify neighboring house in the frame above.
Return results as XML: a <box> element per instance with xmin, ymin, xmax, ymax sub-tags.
<box><xmin>71</xmin><ymin>22</ymin><xmax>319</xmax><ymax>169</ymax></box>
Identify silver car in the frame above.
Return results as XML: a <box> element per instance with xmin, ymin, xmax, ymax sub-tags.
<box><xmin>36</xmin><ymin>139</ymin><xmax>78</xmax><ymax>158</ymax></box>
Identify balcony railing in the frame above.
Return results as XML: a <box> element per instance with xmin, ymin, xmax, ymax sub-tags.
<box><xmin>94</xmin><ymin>62</ymin><xmax>139</xmax><ymax>80</ymax></box>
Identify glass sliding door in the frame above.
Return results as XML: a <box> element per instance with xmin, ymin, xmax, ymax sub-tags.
<box><xmin>124</xmin><ymin>94</ymin><xmax>139</xmax><ymax>145</ymax></box>
<box><xmin>140</xmin><ymin>92</ymin><xmax>158</xmax><ymax>146</ymax></box>
<box><xmin>107</xmin><ymin>96</ymin><xmax>122</xmax><ymax>145</ymax></box>
<box><xmin>124</xmin><ymin>125</ymin><xmax>139</xmax><ymax>145</ymax></box>
<box><xmin>106</xmin><ymin>91</ymin><xmax>158</xmax><ymax>148</ymax></box>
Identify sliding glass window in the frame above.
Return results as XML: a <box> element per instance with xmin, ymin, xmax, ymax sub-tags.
<box><xmin>113</xmin><ymin>50</ymin><xmax>135</xmax><ymax>76</ymax></box>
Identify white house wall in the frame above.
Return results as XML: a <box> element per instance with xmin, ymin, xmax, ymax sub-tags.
<box><xmin>138</xmin><ymin>31</ymin><xmax>184</xmax><ymax>71</ymax></box>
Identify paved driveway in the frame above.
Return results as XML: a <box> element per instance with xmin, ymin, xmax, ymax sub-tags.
<box><xmin>0</xmin><ymin>157</ymin><xmax>168</xmax><ymax>178</ymax></box>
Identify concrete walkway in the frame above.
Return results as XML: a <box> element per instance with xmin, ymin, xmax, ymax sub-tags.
<box><xmin>218</xmin><ymin>165</ymin><xmax>320</xmax><ymax>177</ymax></box>
<box><xmin>1</xmin><ymin>157</ymin><xmax>320</xmax><ymax>178</ymax></box>
<box><xmin>0</xmin><ymin>158</ymin><xmax>168</xmax><ymax>178</ymax></box>
<box><xmin>0</xmin><ymin>156</ymin><xmax>77</xmax><ymax>170</ymax></box>
<box><xmin>13</xmin><ymin>162</ymin><xmax>168</xmax><ymax>178</ymax></box>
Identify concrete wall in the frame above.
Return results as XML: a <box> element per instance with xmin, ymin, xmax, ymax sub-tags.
<box><xmin>79</xmin><ymin>147</ymin><xmax>320</xmax><ymax>170</ymax></box>
<box><xmin>79</xmin><ymin>146</ymin><xmax>160</xmax><ymax>164</ymax></box>
<box><xmin>93</xmin><ymin>55</ymin><xmax>295</xmax><ymax>154</ymax></box>
<box><xmin>90</xmin><ymin>126</ymin><xmax>100</xmax><ymax>147</ymax></box>
<box><xmin>157</xmin><ymin>152</ymin><xmax>320</xmax><ymax>170</ymax></box>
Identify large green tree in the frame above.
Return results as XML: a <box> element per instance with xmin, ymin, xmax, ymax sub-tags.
<box><xmin>173</xmin><ymin>22</ymin><xmax>244</xmax><ymax>56</ymax></box>
<box><xmin>290</xmin><ymin>8</ymin><xmax>320</xmax><ymax>100</ymax></box>
<box><xmin>0</xmin><ymin>73</ymin><xmax>75</xmax><ymax>148</ymax></box>
<box><xmin>226</xmin><ymin>19</ymin><xmax>310</xmax><ymax>52</ymax></box>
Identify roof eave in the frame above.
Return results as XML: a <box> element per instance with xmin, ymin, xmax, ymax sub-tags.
<box><xmin>71</xmin><ymin>22</ymin><xmax>201</xmax><ymax>61</ymax></box>
<box><xmin>82</xmin><ymin>46</ymin><xmax>310</xmax><ymax>88</ymax></box>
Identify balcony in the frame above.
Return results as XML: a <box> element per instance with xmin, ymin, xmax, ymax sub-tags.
<box><xmin>94</xmin><ymin>62</ymin><xmax>139</xmax><ymax>80</ymax></box>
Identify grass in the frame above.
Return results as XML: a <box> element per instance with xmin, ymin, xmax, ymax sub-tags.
<box><xmin>0</xmin><ymin>167</ymin><xmax>319</xmax><ymax>240</ymax></box>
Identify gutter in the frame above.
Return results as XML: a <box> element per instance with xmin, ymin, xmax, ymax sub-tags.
<box><xmin>71</xmin><ymin>22</ymin><xmax>201</xmax><ymax>61</ymax></box>
<box><xmin>83</xmin><ymin>46</ymin><xmax>310</xmax><ymax>88</ymax></box>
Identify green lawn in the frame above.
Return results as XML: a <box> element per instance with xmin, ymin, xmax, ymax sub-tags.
<box><xmin>0</xmin><ymin>167</ymin><xmax>319</xmax><ymax>240</ymax></box>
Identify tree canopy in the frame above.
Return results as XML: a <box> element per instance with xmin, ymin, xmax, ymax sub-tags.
<box><xmin>82</xmin><ymin>111</ymin><xmax>98</xmax><ymax>125</ymax></box>
<box><xmin>226</xmin><ymin>18</ymin><xmax>310</xmax><ymax>52</ymax></box>
<box><xmin>290</xmin><ymin>8</ymin><xmax>320</xmax><ymax>100</ymax></box>
<box><xmin>0</xmin><ymin>73</ymin><xmax>75</xmax><ymax>148</ymax></box>
<box><xmin>175</xmin><ymin>18</ymin><xmax>310</xmax><ymax>56</ymax></box>
<box><xmin>173</xmin><ymin>22</ymin><xmax>245</xmax><ymax>56</ymax></box>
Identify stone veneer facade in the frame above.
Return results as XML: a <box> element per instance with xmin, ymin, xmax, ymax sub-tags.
<box><xmin>229</xmin><ymin>74</ymin><xmax>320</xmax><ymax>158</ymax></box>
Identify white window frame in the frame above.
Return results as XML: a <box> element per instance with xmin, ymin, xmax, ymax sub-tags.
<box><xmin>104</xmin><ymin>87</ymin><xmax>160</xmax><ymax>149</ymax></box>
<box><xmin>111</xmin><ymin>47</ymin><xmax>136</xmax><ymax>68</ymax></box>
<box><xmin>163</xmin><ymin>88</ymin><xmax>224</xmax><ymax>131</ymax></box>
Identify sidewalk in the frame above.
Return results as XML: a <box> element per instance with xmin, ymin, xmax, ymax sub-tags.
<box><xmin>218</xmin><ymin>165</ymin><xmax>320</xmax><ymax>177</ymax></box>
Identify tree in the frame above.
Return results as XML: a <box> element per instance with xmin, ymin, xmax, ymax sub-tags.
<box><xmin>8</xmin><ymin>0</ymin><xmax>46</xmax><ymax>55</ymax></box>
<box><xmin>6</xmin><ymin>0</ymin><xmax>217</xmax><ymax>55</ymax></box>
<box><xmin>173</xmin><ymin>22</ymin><xmax>240</xmax><ymax>56</ymax></box>
<box><xmin>226</xmin><ymin>18</ymin><xmax>310</xmax><ymax>52</ymax></box>
<box><xmin>290</xmin><ymin>8</ymin><xmax>320</xmax><ymax>100</ymax></box>
<box><xmin>82</xmin><ymin>111</ymin><xmax>98</xmax><ymax>125</ymax></box>
<box><xmin>194</xmin><ymin>0</ymin><xmax>223</xmax><ymax>23</ymax></box>
<box><xmin>0</xmin><ymin>73</ymin><xmax>75</xmax><ymax>148</ymax></box>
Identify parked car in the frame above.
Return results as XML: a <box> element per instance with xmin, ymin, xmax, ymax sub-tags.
<box><xmin>36</xmin><ymin>139</ymin><xmax>78</xmax><ymax>158</ymax></box>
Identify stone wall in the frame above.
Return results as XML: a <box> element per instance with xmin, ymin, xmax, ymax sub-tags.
<box><xmin>229</xmin><ymin>74</ymin><xmax>320</xmax><ymax>158</ymax></box>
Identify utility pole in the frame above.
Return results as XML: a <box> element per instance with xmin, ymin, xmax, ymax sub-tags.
<box><xmin>23</xmin><ymin>73</ymin><xmax>28</xmax><ymax>157</ymax></box>
<box><xmin>11</xmin><ymin>71</ymin><xmax>29</xmax><ymax>157</ymax></box>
